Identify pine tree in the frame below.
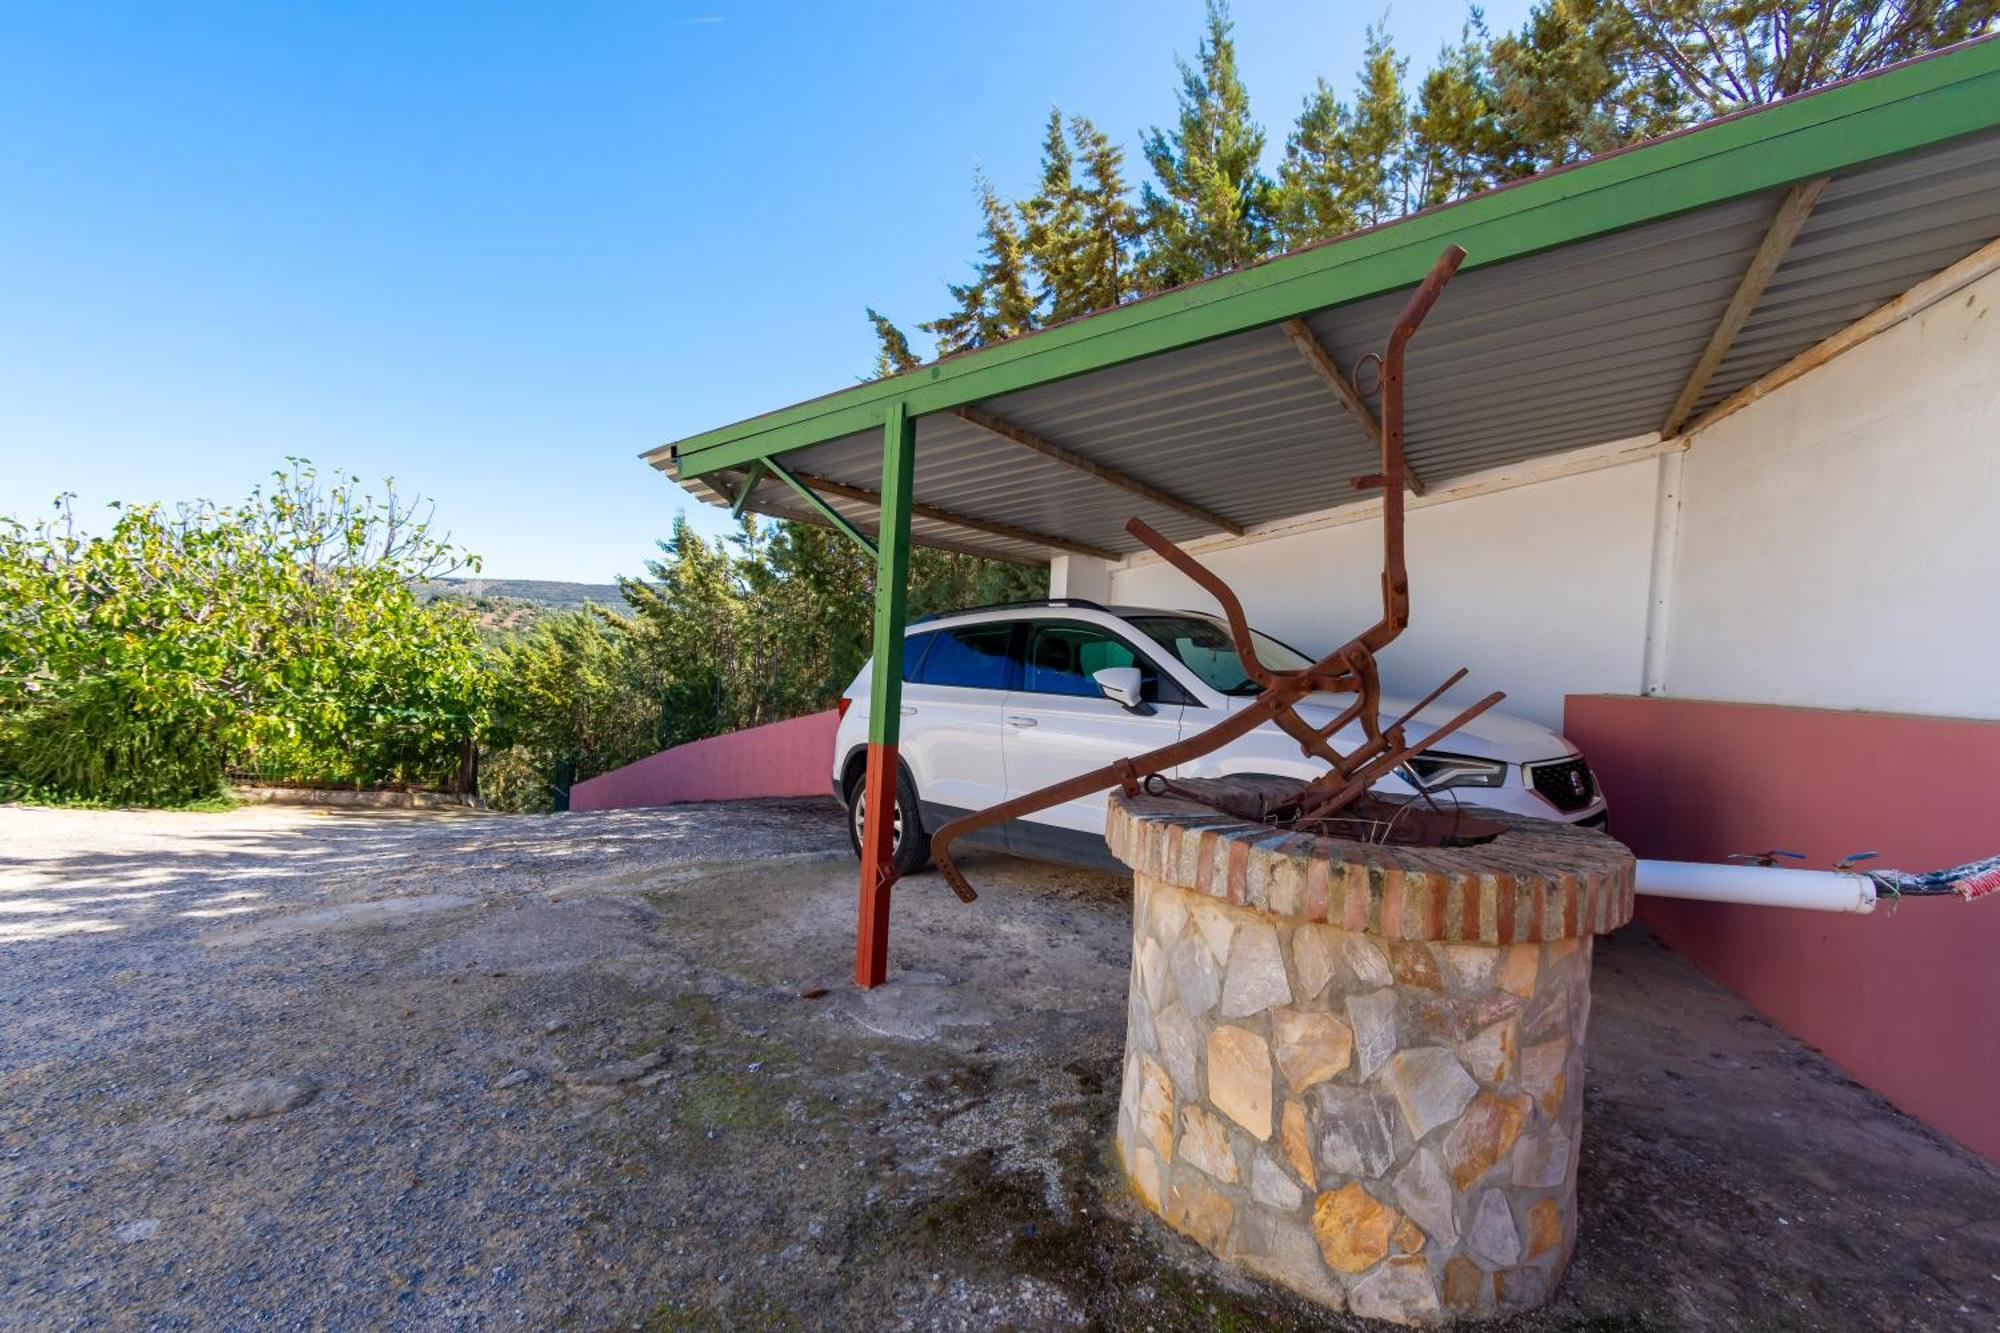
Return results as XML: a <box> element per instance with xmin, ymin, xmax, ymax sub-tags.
<box><xmin>865</xmin><ymin>307</ymin><xmax>920</xmax><ymax>377</ymax></box>
<box><xmin>1346</xmin><ymin>26</ymin><xmax>1412</xmax><ymax>224</ymax></box>
<box><xmin>1273</xmin><ymin>25</ymin><xmax>1410</xmax><ymax>249</ymax></box>
<box><xmin>1274</xmin><ymin>81</ymin><xmax>1359</xmax><ymax>247</ymax></box>
<box><xmin>921</xmin><ymin>171</ymin><xmax>1039</xmax><ymax>356</ymax></box>
<box><xmin>1136</xmin><ymin>0</ymin><xmax>1274</xmax><ymax>289</ymax></box>
<box><xmin>1486</xmin><ymin>1</ymin><xmax>1685</xmax><ymax>174</ymax></box>
<box><xmin>1070</xmin><ymin>115</ymin><xmax>1141</xmax><ymax>312</ymax></box>
<box><xmin>1485</xmin><ymin>1</ymin><xmax>1995</xmax><ymax>179</ymax></box>
<box><xmin>1612</xmin><ymin>0</ymin><xmax>1997</xmax><ymax>114</ymax></box>
<box><xmin>1020</xmin><ymin>110</ymin><xmax>1089</xmax><ymax>321</ymax></box>
<box><xmin>1021</xmin><ymin>111</ymin><xmax>1143</xmax><ymax>321</ymax></box>
<box><xmin>1409</xmin><ymin>20</ymin><xmax>1510</xmax><ymax>210</ymax></box>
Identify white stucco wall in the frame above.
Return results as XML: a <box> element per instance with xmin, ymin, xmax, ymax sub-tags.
<box><xmin>1087</xmin><ymin>268</ymin><xmax>2000</xmax><ymax>731</ymax></box>
<box><xmin>1106</xmin><ymin>459</ymin><xmax>1662</xmax><ymax>729</ymax></box>
<box><xmin>1665</xmin><ymin>268</ymin><xmax>2000</xmax><ymax>719</ymax></box>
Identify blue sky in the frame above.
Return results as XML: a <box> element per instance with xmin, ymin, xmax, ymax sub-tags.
<box><xmin>0</xmin><ymin>0</ymin><xmax>1529</xmax><ymax>582</ymax></box>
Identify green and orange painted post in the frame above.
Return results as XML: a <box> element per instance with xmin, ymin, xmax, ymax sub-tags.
<box><xmin>856</xmin><ymin>400</ymin><xmax>916</xmax><ymax>988</ymax></box>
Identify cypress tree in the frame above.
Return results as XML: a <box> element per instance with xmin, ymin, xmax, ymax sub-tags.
<box><xmin>1136</xmin><ymin>0</ymin><xmax>1274</xmax><ymax>289</ymax></box>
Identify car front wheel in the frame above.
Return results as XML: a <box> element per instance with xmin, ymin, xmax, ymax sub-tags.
<box><xmin>845</xmin><ymin>766</ymin><xmax>933</xmax><ymax>875</ymax></box>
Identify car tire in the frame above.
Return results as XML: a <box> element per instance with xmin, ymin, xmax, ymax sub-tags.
<box><xmin>845</xmin><ymin>765</ymin><xmax>933</xmax><ymax>875</ymax></box>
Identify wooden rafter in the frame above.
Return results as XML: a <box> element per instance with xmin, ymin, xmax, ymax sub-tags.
<box><xmin>1682</xmin><ymin>233</ymin><xmax>2000</xmax><ymax>439</ymax></box>
<box><xmin>718</xmin><ymin>466</ymin><xmax>1044</xmax><ymax>567</ymax></box>
<box><xmin>950</xmin><ymin>405</ymin><xmax>1244</xmax><ymax>536</ymax></box>
<box><xmin>1661</xmin><ymin>176</ymin><xmax>1829</xmax><ymax>437</ymax></box>
<box><xmin>787</xmin><ymin>469</ymin><xmax>1123</xmax><ymax>562</ymax></box>
<box><xmin>1280</xmin><ymin>318</ymin><xmax>1426</xmax><ymax>495</ymax></box>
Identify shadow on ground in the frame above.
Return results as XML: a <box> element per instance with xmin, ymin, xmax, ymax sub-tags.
<box><xmin>1</xmin><ymin>799</ymin><xmax>1994</xmax><ymax>1330</ymax></box>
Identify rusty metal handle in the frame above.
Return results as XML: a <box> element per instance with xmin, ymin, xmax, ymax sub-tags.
<box><xmin>1388</xmin><ymin>245</ymin><xmax>1466</xmax><ymax>359</ymax></box>
<box><xmin>1366</xmin><ymin>243</ymin><xmax>1466</xmax><ymax>651</ymax></box>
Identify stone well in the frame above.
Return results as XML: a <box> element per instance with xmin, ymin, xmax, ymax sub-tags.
<box><xmin>1108</xmin><ymin>776</ymin><xmax>1635</xmax><ymax>1324</ymax></box>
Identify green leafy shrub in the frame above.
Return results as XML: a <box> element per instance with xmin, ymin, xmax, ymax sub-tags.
<box><xmin>476</xmin><ymin>516</ymin><xmax>1044</xmax><ymax>812</ymax></box>
<box><xmin>0</xmin><ymin>461</ymin><xmax>489</xmax><ymax>805</ymax></box>
<box><xmin>482</xmin><ymin>608</ymin><xmax>661</xmax><ymax>813</ymax></box>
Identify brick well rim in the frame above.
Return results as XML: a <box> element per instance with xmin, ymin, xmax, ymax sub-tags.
<box><xmin>1106</xmin><ymin>776</ymin><xmax>1636</xmax><ymax>946</ymax></box>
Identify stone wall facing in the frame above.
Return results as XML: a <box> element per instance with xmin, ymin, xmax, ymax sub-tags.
<box><xmin>1107</xmin><ymin>782</ymin><xmax>1634</xmax><ymax>1324</ymax></box>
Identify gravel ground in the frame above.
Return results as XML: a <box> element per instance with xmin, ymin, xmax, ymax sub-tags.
<box><xmin>2</xmin><ymin>799</ymin><xmax>1996</xmax><ymax>1331</ymax></box>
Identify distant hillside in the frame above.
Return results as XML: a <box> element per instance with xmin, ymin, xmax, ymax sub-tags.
<box><xmin>417</xmin><ymin>578</ymin><xmax>627</xmax><ymax>640</ymax></box>
<box><xmin>418</xmin><ymin>577</ymin><xmax>624</xmax><ymax>610</ymax></box>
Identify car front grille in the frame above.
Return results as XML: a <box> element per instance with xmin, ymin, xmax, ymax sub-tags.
<box><xmin>1527</xmin><ymin>756</ymin><xmax>1598</xmax><ymax>813</ymax></box>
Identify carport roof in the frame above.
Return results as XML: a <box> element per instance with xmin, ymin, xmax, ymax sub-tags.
<box><xmin>651</xmin><ymin>37</ymin><xmax>2000</xmax><ymax>565</ymax></box>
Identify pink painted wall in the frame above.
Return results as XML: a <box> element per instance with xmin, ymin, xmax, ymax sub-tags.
<box><xmin>1564</xmin><ymin>694</ymin><xmax>2000</xmax><ymax>1164</ymax></box>
<box><xmin>569</xmin><ymin>710</ymin><xmax>840</xmax><ymax>812</ymax></box>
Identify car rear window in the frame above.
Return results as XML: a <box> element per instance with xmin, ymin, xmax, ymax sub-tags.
<box><xmin>911</xmin><ymin>622</ymin><xmax>1014</xmax><ymax>690</ymax></box>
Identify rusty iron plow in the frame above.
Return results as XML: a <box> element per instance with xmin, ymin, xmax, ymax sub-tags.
<box><xmin>930</xmin><ymin>244</ymin><xmax>1504</xmax><ymax>903</ymax></box>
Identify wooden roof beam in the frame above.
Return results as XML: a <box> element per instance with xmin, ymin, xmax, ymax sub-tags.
<box><xmin>716</xmin><ymin>467</ymin><xmax>1045</xmax><ymax>567</ymax></box>
<box><xmin>1280</xmin><ymin>318</ymin><xmax>1426</xmax><ymax>495</ymax></box>
<box><xmin>1661</xmin><ymin>176</ymin><xmax>1829</xmax><ymax>437</ymax></box>
<box><xmin>786</xmin><ymin>469</ymin><xmax>1124</xmax><ymax>562</ymax></box>
<box><xmin>1682</xmin><ymin>232</ymin><xmax>2000</xmax><ymax>439</ymax></box>
<box><xmin>949</xmin><ymin>405</ymin><xmax>1245</xmax><ymax>536</ymax></box>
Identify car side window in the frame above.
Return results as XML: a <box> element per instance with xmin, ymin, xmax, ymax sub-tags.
<box><xmin>900</xmin><ymin>631</ymin><xmax>937</xmax><ymax>682</ymax></box>
<box><xmin>1022</xmin><ymin>622</ymin><xmax>1157</xmax><ymax>700</ymax></box>
<box><xmin>913</xmin><ymin>622</ymin><xmax>1015</xmax><ymax>690</ymax></box>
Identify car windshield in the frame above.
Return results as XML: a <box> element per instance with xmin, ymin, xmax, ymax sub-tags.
<box><xmin>1125</xmin><ymin>613</ymin><xmax>1315</xmax><ymax>696</ymax></box>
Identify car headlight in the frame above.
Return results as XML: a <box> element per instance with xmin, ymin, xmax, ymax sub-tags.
<box><xmin>1403</xmin><ymin>750</ymin><xmax>1507</xmax><ymax>791</ymax></box>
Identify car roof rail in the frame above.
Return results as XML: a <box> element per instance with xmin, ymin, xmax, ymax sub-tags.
<box><xmin>909</xmin><ymin>597</ymin><xmax>1112</xmax><ymax>626</ymax></box>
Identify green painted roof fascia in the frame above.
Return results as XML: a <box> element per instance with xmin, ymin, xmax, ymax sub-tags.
<box><xmin>661</xmin><ymin>37</ymin><xmax>2000</xmax><ymax>481</ymax></box>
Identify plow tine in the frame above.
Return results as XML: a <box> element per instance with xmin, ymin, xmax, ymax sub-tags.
<box><xmin>1298</xmin><ymin>690</ymin><xmax>1507</xmax><ymax>824</ymax></box>
<box><xmin>1381</xmin><ymin>667</ymin><xmax>1470</xmax><ymax>735</ymax></box>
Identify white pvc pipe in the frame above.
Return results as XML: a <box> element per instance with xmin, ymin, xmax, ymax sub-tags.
<box><xmin>1635</xmin><ymin>859</ymin><xmax>1877</xmax><ymax>914</ymax></box>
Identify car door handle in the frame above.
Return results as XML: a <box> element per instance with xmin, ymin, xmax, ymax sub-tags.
<box><xmin>899</xmin><ymin>706</ymin><xmax>917</xmax><ymax>716</ymax></box>
<box><xmin>1005</xmin><ymin>716</ymin><xmax>1038</xmax><ymax>728</ymax></box>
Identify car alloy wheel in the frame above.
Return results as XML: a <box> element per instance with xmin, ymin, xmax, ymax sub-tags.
<box><xmin>851</xmin><ymin>785</ymin><xmax>904</xmax><ymax>854</ymax></box>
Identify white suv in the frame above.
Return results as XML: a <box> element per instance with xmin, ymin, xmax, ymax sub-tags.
<box><xmin>832</xmin><ymin>599</ymin><xmax>1606</xmax><ymax>875</ymax></box>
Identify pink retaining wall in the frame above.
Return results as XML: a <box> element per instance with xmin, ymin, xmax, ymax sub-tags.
<box><xmin>569</xmin><ymin>710</ymin><xmax>840</xmax><ymax>811</ymax></box>
<box><xmin>1564</xmin><ymin>694</ymin><xmax>2000</xmax><ymax>1164</ymax></box>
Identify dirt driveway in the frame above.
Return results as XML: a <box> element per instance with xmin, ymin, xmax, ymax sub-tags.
<box><xmin>2</xmin><ymin>800</ymin><xmax>1996</xmax><ymax>1330</ymax></box>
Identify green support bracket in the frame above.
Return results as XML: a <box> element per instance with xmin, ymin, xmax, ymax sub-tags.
<box><xmin>761</xmin><ymin>456</ymin><xmax>877</xmax><ymax>558</ymax></box>
<box><xmin>729</xmin><ymin>459</ymin><xmax>767</xmax><ymax>518</ymax></box>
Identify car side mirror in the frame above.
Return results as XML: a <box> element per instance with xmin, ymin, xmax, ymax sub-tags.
<box><xmin>1093</xmin><ymin>666</ymin><xmax>1149</xmax><ymax>712</ymax></box>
